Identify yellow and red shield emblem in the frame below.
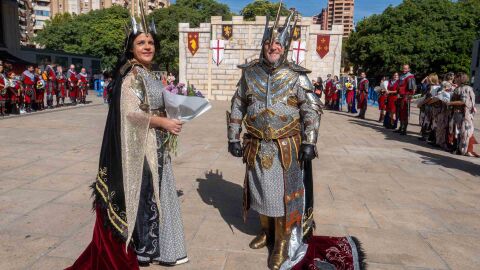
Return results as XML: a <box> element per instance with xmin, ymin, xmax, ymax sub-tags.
<box><xmin>188</xmin><ymin>32</ymin><xmax>199</xmax><ymax>56</ymax></box>
<box><xmin>316</xmin><ymin>35</ymin><xmax>330</xmax><ymax>59</ymax></box>
<box><xmin>292</xmin><ymin>26</ymin><xmax>301</xmax><ymax>41</ymax></box>
<box><xmin>222</xmin><ymin>25</ymin><xmax>233</xmax><ymax>40</ymax></box>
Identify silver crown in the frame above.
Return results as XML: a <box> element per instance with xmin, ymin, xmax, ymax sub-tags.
<box><xmin>260</xmin><ymin>1</ymin><xmax>298</xmax><ymax>61</ymax></box>
<box><xmin>127</xmin><ymin>0</ymin><xmax>157</xmax><ymax>36</ymax></box>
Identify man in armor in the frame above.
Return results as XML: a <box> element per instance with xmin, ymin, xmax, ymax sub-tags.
<box><xmin>77</xmin><ymin>67</ymin><xmax>89</xmax><ymax>104</ymax></box>
<box><xmin>21</xmin><ymin>65</ymin><xmax>36</xmax><ymax>113</ymax></box>
<box><xmin>396</xmin><ymin>64</ymin><xmax>416</xmax><ymax>135</ymax></box>
<box><xmin>67</xmin><ymin>64</ymin><xmax>79</xmax><ymax>105</ymax></box>
<box><xmin>227</xmin><ymin>9</ymin><xmax>322</xmax><ymax>270</ymax></box>
<box><xmin>356</xmin><ymin>72</ymin><xmax>369</xmax><ymax>119</ymax></box>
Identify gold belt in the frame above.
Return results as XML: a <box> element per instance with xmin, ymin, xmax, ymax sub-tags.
<box><xmin>244</xmin><ymin>118</ymin><xmax>301</xmax><ymax>141</ymax></box>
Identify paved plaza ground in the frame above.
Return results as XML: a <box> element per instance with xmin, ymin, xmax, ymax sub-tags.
<box><xmin>0</xmin><ymin>95</ymin><xmax>479</xmax><ymax>270</ymax></box>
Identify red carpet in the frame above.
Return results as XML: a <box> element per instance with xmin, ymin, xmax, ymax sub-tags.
<box><xmin>292</xmin><ymin>236</ymin><xmax>366</xmax><ymax>270</ymax></box>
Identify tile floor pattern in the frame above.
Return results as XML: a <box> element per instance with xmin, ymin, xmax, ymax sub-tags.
<box><xmin>0</xmin><ymin>96</ymin><xmax>479</xmax><ymax>270</ymax></box>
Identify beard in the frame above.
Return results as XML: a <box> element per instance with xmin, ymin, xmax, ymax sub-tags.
<box><xmin>265</xmin><ymin>53</ymin><xmax>282</xmax><ymax>66</ymax></box>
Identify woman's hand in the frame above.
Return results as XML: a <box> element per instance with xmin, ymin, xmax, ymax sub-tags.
<box><xmin>150</xmin><ymin>116</ymin><xmax>183</xmax><ymax>135</ymax></box>
<box><xmin>162</xmin><ymin>118</ymin><xmax>183</xmax><ymax>135</ymax></box>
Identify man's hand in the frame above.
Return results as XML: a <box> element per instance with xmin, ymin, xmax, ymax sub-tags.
<box><xmin>298</xmin><ymin>144</ymin><xmax>316</xmax><ymax>161</ymax></box>
<box><xmin>228</xmin><ymin>142</ymin><xmax>243</xmax><ymax>158</ymax></box>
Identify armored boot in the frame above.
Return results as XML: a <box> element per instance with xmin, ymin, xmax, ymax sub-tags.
<box><xmin>249</xmin><ymin>215</ymin><xmax>272</xmax><ymax>249</ymax></box>
<box><xmin>268</xmin><ymin>217</ymin><xmax>290</xmax><ymax>270</ymax></box>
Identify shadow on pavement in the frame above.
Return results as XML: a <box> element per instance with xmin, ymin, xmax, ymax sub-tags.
<box><xmin>329</xmin><ymin>111</ymin><xmax>380</xmax><ymax>123</ymax></box>
<box><xmin>196</xmin><ymin>169</ymin><xmax>258</xmax><ymax>236</ymax></box>
<box><xmin>404</xmin><ymin>149</ymin><xmax>480</xmax><ymax>177</ymax></box>
<box><xmin>346</xmin><ymin>118</ymin><xmax>436</xmax><ymax>147</ymax></box>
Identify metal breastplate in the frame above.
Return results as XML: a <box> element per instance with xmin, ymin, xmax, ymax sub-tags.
<box><xmin>243</xmin><ymin>64</ymin><xmax>301</xmax><ymax>140</ymax></box>
<box><xmin>136</xmin><ymin>68</ymin><xmax>165</xmax><ymax>111</ymax></box>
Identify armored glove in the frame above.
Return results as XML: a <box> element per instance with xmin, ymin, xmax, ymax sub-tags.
<box><xmin>298</xmin><ymin>144</ymin><xmax>316</xmax><ymax>161</ymax></box>
<box><xmin>228</xmin><ymin>142</ymin><xmax>243</xmax><ymax>158</ymax></box>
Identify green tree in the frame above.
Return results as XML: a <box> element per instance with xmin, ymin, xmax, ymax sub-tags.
<box><xmin>35</xmin><ymin>6</ymin><xmax>130</xmax><ymax>71</ymax></box>
<box><xmin>345</xmin><ymin>0</ymin><xmax>480</xmax><ymax>79</ymax></box>
<box><xmin>240</xmin><ymin>0</ymin><xmax>290</xmax><ymax>21</ymax></box>
<box><xmin>148</xmin><ymin>0</ymin><xmax>232</xmax><ymax>73</ymax></box>
<box><xmin>175</xmin><ymin>0</ymin><xmax>233</xmax><ymax>21</ymax></box>
<box><xmin>35</xmin><ymin>0</ymin><xmax>232</xmax><ymax>73</ymax></box>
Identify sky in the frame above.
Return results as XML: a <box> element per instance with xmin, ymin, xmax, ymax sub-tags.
<box><xmin>172</xmin><ymin>0</ymin><xmax>404</xmax><ymax>22</ymax></box>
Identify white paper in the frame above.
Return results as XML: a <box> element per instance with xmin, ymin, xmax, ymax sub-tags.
<box><xmin>163</xmin><ymin>90</ymin><xmax>212</xmax><ymax>122</ymax></box>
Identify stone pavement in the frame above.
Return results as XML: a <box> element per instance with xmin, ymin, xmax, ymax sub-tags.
<box><xmin>0</xmin><ymin>96</ymin><xmax>479</xmax><ymax>270</ymax></box>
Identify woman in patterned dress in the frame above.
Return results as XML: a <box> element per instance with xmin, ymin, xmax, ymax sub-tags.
<box><xmin>67</xmin><ymin>25</ymin><xmax>188</xmax><ymax>270</ymax></box>
<box><xmin>448</xmin><ymin>73</ymin><xmax>478</xmax><ymax>157</ymax></box>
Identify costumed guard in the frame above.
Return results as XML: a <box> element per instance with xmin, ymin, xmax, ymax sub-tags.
<box><xmin>396</xmin><ymin>64</ymin><xmax>416</xmax><ymax>135</ymax></box>
<box><xmin>6</xmin><ymin>72</ymin><xmax>22</xmax><ymax>115</ymax></box>
<box><xmin>77</xmin><ymin>68</ymin><xmax>89</xmax><ymax>104</ymax></box>
<box><xmin>377</xmin><ymin>77</ymin><xmax>388</xmax><ymax>123</ymax></box>
<box><xmin>384</xmin><ymin>73</ymin><xmax>399</xmax><ymax>129</ymax></box>
<box><xmin>324</xmin><ymin>74</ymin><xmax>333</xmax><ymax>109</ymax></box>
<box><xmin>21</xmin><ymin>65</ymin><xmax>36</xmax><ymax>113</ymax></box>
<box><xmin>44</xmin><ymin>64</ymin><xmax>56</xmax><ymax>109</ymax></box>
<box><xmin>227</xmin><ymin>7</ymin><xmax>365</xmax><ymax>269</ymax></box>
<box><xmin>345</xmin><ymin>81</ymin><xmax>355</xmax><ymax>113</ymax></box>
<box><xmin>35</xmin><ymin>68</ymin><xmax>46</xmax><ymax>110</ymax></box>
<box><xmin>356</xmin><ymin>72</ymin><xmax>369</xmax><ymax>119</ymax></box>
<box><xmin>0</xmin><ymin>64</ymin><xmax>6</xmax><ymax>116</ymax></box>
<box><xmin>55</xmin><ymin>66</ymin><xmax>67</xmax><ymax>107</ymax></box>
<box><xmin>67</xmin><ymin>65</ymin><xmax>79</xmax><ymax>105</ymax></box>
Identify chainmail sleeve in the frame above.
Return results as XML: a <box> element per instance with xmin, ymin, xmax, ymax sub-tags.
<box><xmin>227</xmin><ymin>74</ymin><xmax>248</xmax><ymax>142</ymax></box>
<box><xmin>296</xmin><ymin>74</ymin><xmax>322</xmax><ymax>145</ymax></box>
<box><xmin>120</xmin><ymin>69</ymin><xmax>160</xmax><ymax>247</ymax></box>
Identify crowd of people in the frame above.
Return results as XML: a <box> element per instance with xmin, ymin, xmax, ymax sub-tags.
<box><xmin>312</xmin><ymin>64</ymin><xmax>478</xmax><ymax>158</ymax></box>
<box><xmin>413</xmin><ymin>72</ymin><xmax>478</xmax><ymax>157</ymax></box>
<box><xmin>0</xmin><ymin>61</ymin><xmax>90</xmax><ymax>116</ymax></box>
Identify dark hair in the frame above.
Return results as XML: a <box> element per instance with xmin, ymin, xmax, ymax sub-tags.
<box><xmin>111</xmin><ymin>32</ymin><xmax>159</xmax><ymax>79</ymax></box>
<box><xmin>445</xmin><ymin>72</ymin><xmax>455</xmax><ymax>81</ymax></box>
<box><xmin>455</xmin><ymin>72</ymin><xmax>469</xmax><ymax>85</ymax></box>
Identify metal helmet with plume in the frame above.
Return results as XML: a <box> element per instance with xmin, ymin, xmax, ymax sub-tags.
<box><xmin>260</xmin><ymin>1</ymin><xmax>299</xmax><ymax>64</ymax></box>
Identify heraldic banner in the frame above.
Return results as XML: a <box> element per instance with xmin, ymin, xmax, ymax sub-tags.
<box><xmin>291</xmin><ymin>41</ymin><xmax>306</xmax><ymax>65</ymax></box>
<box><xmin>188</xmin><ymin>32</ymin><xmax>199</xmax><ymax>56</ymax></box>
<box><xmin>222</xmin><ymin>25</ymin><xmax>233</xmax><ymax>40</ymax></box>
<box><xmin>210</xmin><ymin>40</ymin><xmax>225</xmax><ymax>66</ymax></box>
<box><xmin>316</xmin><ymin>35</ymin><xmax>330</xmax><ymax>59</ymax></box>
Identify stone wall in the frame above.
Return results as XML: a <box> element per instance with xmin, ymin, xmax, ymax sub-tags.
<box><xmin>178</xmin><ymin>16</ymin><xmax>343</xmax><ymax>100</ymax></box>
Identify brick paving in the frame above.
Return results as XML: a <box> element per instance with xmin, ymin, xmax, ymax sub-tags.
<box><xmin>0</xmin><ymin>95</ymin><xmax>479</xmax><ymax>270</ymax></box>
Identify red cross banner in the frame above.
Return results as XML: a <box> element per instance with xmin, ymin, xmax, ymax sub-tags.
<box><xmin>291</xmin><ymin>40</ymin><xmax>306</xmax><ymax>65</ymax></box>
<box><xmin>188</xmin><ymin>32</ymin><xmax>199</xmax><ymax>56</ymax></box>
<box><xmin>316</xmin><ymin>34</ymin><xmax>330</xmax><ymax>59</ymax></box>
<box><xmin>210</xmin><ymin>40</ymin><xmax>225</xmax><ymax>66</ymax></box>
